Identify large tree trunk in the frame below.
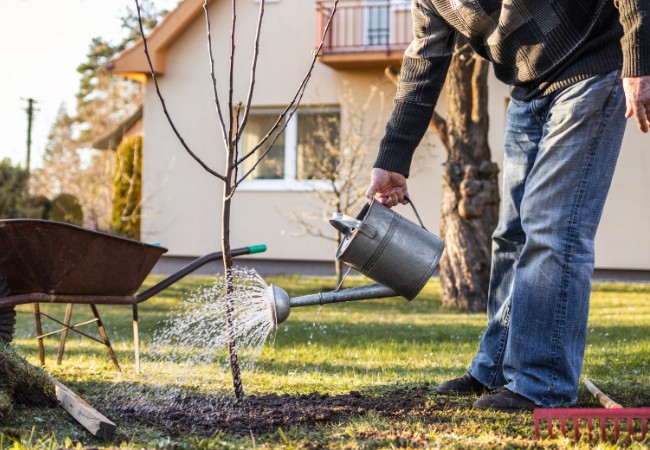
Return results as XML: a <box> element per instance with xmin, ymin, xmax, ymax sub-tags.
<box><xmin>439</xmin><ymin>39</ymin><xmax>500</xmax><ymax>311</ymax></box>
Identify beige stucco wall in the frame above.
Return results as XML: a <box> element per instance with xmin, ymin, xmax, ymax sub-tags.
<box><xmin>141</xmin><ymin>0</ymin><xmax>650</xmax><ymax>271</ymax></box>
<box><xmin>595</xmin><ymin>120</ymin><xmax>650</xmax><ymax>270</ymax></box>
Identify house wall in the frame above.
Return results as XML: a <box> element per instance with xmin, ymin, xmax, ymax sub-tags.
<box><xmin>141</xmin><ymin>0</ymin><xmax>650</xmax><ymax>271</ymax></box>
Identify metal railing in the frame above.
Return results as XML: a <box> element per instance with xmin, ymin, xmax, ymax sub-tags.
<box><xmin>317</xmin><ymin>1</ymin><xmax>412</xmax><ymax>54</ymax></box>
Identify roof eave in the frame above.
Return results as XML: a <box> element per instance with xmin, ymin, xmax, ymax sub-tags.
<box><xmin>108</xmin><ymin>0</ymin><xmax>210</xmax><ymax>80</ymax></box>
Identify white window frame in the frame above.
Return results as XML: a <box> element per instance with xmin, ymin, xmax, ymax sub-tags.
<box><xmin>238</xmin><ymin>107</ymin><xmax>340</xmax><ymax>192</ymax></box>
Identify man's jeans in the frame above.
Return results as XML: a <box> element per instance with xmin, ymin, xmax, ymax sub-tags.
<box><xmin>468</xmin><ymin>70</ymin><xmax>627</xmax><ymax>407</ymax></box>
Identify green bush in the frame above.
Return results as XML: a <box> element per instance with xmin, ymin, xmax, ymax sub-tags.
<box><xmin>111</xmin><ymin>134</ymin><xmax>142</xmax><ymax>240</ymax></box>
<box><xmin>49</xmin><ymin>193</ymin><xmax>83</xmax><ymax>226</ymax></box>
<box><xmin>20</xmin><ymin>195</ymin><xmax>51</xmax><ymax>219</ymax></box>
<box><xmin>0</xmin><ymin>159</ymin><xmax>29</xmax><ymax>219</ymax></box>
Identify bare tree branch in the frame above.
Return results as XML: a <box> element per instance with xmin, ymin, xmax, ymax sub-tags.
<box><xmin>227</xmin><ymin>0</ymin><xmax>237</xmax><ymax>167</ymax></box>
<box><xmin>134</xmin><ymin>0</ymin><xmax>226</xmax><ymax>181</ymax></box>
<box><xmin>225</xmin><ymin>104</ymin><xmax>242</xmax><ymax>201</ymax></box>
<box><xmin>283</xmin><ymin>210</ymin><xmax>339</xmax><ymax>242</ymax></box>
<box><xmin>235</xmin><ymin>0</ymin><xmax>340</xmax><ymax>170</ymax></box>
<box><xmin>203</xmin><ymin>0</ymin><xmax>228</xmax><ymax>148</ymax></box>
<box><xmin>236</xmin><ymin>0</ymin><xmax>265</xmax><ymax>142</ymax></box>
<box><xmin>471</xmin><ymin>57</ymin><xmax>489</xmax><ymax>126</ymax></box>
<box><xmin>234</xmin><ymin>90</ymin><xmax>304</xmax><ymax>186</ymax></box>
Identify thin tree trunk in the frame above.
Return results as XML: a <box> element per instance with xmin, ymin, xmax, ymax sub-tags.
<box><xmin>221</xmin><ymin>188</ymin><xmax>244</xmax><ymax>400</ymax></box>
<box><xmin>439</xmin><ymin>39</ymin><xmax>499</xmax><ymax>312</ymax></box>
<box><xmin>136</xmin><ymin>0</ymin><xmax>340</xmax><ymax>399</ymax></box>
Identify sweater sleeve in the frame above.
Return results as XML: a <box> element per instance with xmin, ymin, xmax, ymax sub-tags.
<box><xmin>618</xmin><ymin>0</ymin><xmax>650</xmax><ymax>77</ymax></box>
<box><xmin>374</xmin><ymin>0</ymin><xmax>456</xmax><ymax>177</ymax></box>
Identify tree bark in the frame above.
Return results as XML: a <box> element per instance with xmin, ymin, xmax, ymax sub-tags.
<box><xmin>222</xmin><ymin>105</ymin><xmax>245</xmax><ymax>398</ymax></box>
<box><xmin>439</xmin><ymin>39</ymin><xmax>500</xmax><ymax>312</ymax></box>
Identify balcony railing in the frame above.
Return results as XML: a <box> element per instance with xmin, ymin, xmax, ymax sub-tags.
<box><xmin>316</xmin><ymin>1</ymin><xmax>412</xmax><ymax>68</ymax></box>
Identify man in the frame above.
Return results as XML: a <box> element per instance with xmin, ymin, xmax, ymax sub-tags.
<box><xmin>366</xmin><ymin>0</ymin><xmax>649</xmax><ymax>412</ymax></box>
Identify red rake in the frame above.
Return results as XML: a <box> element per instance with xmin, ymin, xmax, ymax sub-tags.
<box><xmin>533</xmin><ymin>378</ymin><xmax>649</xmax><ymax>442</ymax></box>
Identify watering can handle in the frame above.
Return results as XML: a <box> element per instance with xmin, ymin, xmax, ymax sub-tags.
<box><xmin>331</xmin><ymin>197</ymin><xmax>426</xmax><ymax>236</ymax></box>
<box><xmin>404</xmin><ymin>196</ymin><xmax>428</xmax><ymax>231</ymax></box>
<box><xmin>359</xmin><ymin>196</ymin><xmax>428</xmax><ymax>230</ymax></box>
<box><xmin>355</xmin><ymin>202</ymin><xmax>370</xmax><ymax>220</ymax></box>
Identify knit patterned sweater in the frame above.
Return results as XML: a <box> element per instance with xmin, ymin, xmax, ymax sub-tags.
<box><xmin>375</xmin><ymin>0</ymin><xmax>650</xmax><ymax>177</ymax></box>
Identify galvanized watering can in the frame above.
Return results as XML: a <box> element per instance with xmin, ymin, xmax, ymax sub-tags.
<box><xmin>269</xmin><ymin>199</ymin><xmax>445</xmax><ymax>324</ymax></box>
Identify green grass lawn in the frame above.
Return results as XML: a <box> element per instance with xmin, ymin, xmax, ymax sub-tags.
<box><xmin>1</xmin><ymin>275</ymin><xmax>649</xmax><ymax>449</ymax></box>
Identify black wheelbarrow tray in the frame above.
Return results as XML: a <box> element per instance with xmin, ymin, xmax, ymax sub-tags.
<box><xmin>0</xmin><ymin>219</ymin><xmax>266</xmax><ymax>372</ymax></box>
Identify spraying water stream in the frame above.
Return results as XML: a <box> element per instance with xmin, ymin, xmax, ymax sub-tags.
<box><xmin>100</xmin><ymin>267</ymin><xmax>277</xmax><ymax>416</ymax></box>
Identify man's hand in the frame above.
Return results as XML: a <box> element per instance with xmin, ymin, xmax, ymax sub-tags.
<box><xmin>623</xmin><ymin>76</ymin><xmax>650</xmax><ymax>133</ymax></box>
<box><xmin>365</xmin><ymin>168</ymin><xmax>409</xmax><ymax>207</ymax></box>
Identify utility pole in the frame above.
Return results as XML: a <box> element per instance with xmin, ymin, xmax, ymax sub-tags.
<box><xmin>24</xmin><ymin>98</ymin><xmax>38</xmax><ymax>174</ymax></box>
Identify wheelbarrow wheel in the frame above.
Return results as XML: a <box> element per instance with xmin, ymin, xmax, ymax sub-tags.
<box><xmin>0</xmin><ymin>280</ymin><xmax>16</xmax><ymax>344</ymax></box>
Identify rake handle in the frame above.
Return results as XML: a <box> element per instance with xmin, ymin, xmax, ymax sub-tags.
<box><xmin>584</xmin><ymin>378</ymin><xmax>623</xmax><ymax>409</ymax></box>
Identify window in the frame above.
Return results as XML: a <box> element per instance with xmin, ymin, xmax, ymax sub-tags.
<box><xmin>240</xmin><ymin>108</ymin><xmax>340</xmax><ymax>190</ymax></box>
<box><xmin>364</xmin><ymin>0</ymin><xmax>411</xmax><ymax>47</ymax></box>
<box><xmin>366</xmin><ymin>0</ymin><xmax>390</xmax><ymax>46</ymax></box>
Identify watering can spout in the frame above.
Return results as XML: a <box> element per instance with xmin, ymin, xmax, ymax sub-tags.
<box><xmin>268</xmin><ymin>199</ymin><xmax>445</xmax><ymax>325</ymax></box>
<box><xmin>268</xmin><ymin>283</ymin><xmax>399</xmax><ymax>325</ymax></box>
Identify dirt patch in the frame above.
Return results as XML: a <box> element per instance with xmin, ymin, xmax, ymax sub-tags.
<box><xmin>115</xmin><ymin>384</ymin><xmax>462</xmax><ymax>436</ymax></box>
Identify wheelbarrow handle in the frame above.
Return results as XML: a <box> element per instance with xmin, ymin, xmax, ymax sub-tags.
<box><xmin>135</xmin><ymin>244</ymin><xmax>267</xmax><ymax>303</ymax></box>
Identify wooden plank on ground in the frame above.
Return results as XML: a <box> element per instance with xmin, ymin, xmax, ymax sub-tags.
<box><xmin>51</xmin><ymin>378</ymin><xmax>116</xmax><ymax>440</ymax></box>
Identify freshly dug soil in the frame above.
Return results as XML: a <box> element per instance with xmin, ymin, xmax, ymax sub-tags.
<box><xmin>116</xmin><ymin>384</ymin><xmax>462</xmax><ymax>436</ymax></box>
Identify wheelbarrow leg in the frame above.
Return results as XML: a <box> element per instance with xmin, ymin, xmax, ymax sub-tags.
<box><xmin>56</xmin><ymin>303</ymin><xmax>73</xmax><ymax>365</ymax></box>
<box><xmin>133</xmin><ymin>304</ymin><xmax>140</xmax><ymax>374</ymax></box>
<box><xmin>33</xmin><ymin>303</ymin><xmax>45</xmax><ymax>366</ymax></box>
<box><xmin>88</xmin><ymin>304</ymin><xmax>121</xmax><ymax>372</ymax></box>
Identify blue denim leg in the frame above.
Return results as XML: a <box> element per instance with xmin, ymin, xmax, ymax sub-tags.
<box><xmin>469</xmin><ymin>70</ymin><xmax>627</xmax><ymax>407</ymax></box>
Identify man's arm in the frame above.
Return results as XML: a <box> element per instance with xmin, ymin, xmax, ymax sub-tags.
<box><xmin>368</xmin><ymin>0</ymin><xmax>456</xmax><ymax>204</ymax></box>
<box><xmin>617</xmin><ymin>0</ymin><xmax>650</xmax><ymax>132</ymax></box>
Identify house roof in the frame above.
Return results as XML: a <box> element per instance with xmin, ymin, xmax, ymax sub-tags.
<box><xmin>93</xmin><ymin>106</ymin><xmax>144</xmax><ymax>150</ymax></box>
<box><xmin>107</xmin><ymin>0</ymin><xmax>212</xmax><ymax>81</ymax></box>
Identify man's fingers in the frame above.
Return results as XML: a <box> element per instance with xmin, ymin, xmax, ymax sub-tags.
<box><xmin>632</xmin><ymin>102</ymin><xmax>650</xmax><ymax>132</ymax></box>
<box><xmin>366</xmin><ymin>168</ymin><xmax>409</xmax><ymax>207</ymax></box>
<box><xmin>377</xmin><ymin>194</ymin><xmax>392</xmax><ymax>206</ymax></box>
<box><xmin>622</xmin><ymin>76</ymin><xmax>650</xmax><ymax>133</ymax></box>
<box><xmin>623</xmin><ymin>97</ymin><xmax>649</xmax><ymax>132</ymax></box>
<box><xmin>365</xmin><ymin>185</ymin><xmax>377</xmax><ymax>202</ymax></box>
<box><xmin>625</xmin><ymin>99</ymin><xmax>633</xmax><ymax>119</ymax></box>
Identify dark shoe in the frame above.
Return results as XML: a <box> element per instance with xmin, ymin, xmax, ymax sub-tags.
<box><xmin>473</xmin><ymin>389</ymin><xmax>537</xmax><ymax>412</ymax></box>
<box><xmin>436</xmin><ymin>372</ymin><xmax>491</xmax><ymax>395</ymax></box>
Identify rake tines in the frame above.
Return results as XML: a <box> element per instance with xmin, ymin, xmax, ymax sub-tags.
<box><xmin>534</xmin><ymin>407</ymin><xmax>650</xmax><ymax>441</ymax></box>
<box><xmin>534</xmin><ymin>378</ymin><xmax>649</xmax><ymax>442</ymax></box>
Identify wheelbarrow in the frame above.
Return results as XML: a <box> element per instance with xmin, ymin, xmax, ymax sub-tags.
<box><xmin>0</xmin><ymin>219</ymin><xmax>266</xmax><ymax>372</ymax></box>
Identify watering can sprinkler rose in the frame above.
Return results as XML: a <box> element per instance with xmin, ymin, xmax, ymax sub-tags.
<box><xmin>268</xmin><ymin>199</ymin><xmax>445</xmax><ymax>324</ymax></box>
